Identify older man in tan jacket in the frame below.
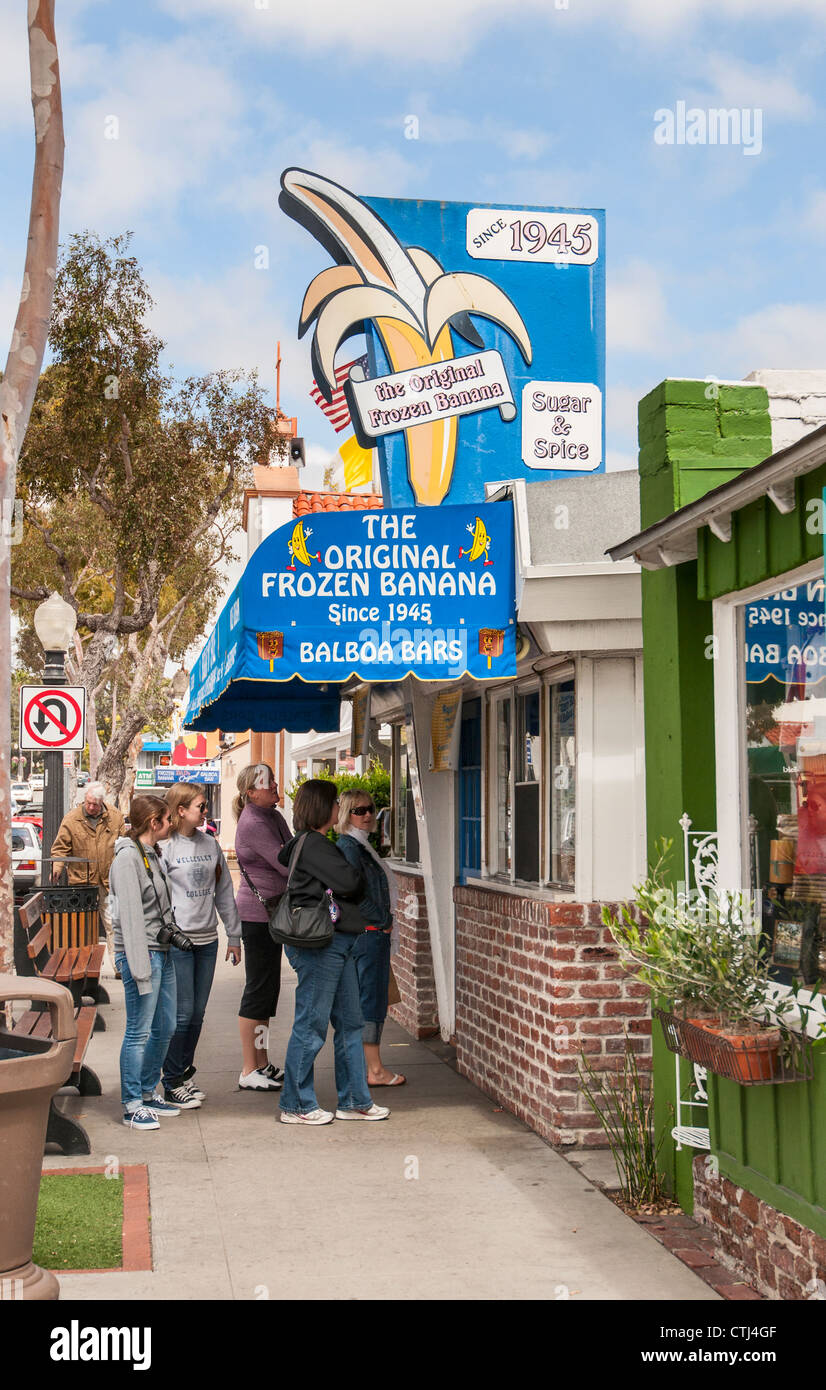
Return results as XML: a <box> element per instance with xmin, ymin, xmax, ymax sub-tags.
<box><xmin>51</xmin><ymin>782</ymin><xmax>126</xmax><ymax>962</ymax></box>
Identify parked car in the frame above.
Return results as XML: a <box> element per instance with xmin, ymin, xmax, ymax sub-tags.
<box><xmin>12</xmin><ymin>820</ymin><xmax>42</xmax><ymax>892</ymax></box>
<box><xmin>11</xmin><ymin>782</ymin><xmax>32</xmax><ymax>805</ymax></box>
<box><xmin>77</xmin><ymin>771</ymin><xmax>90</xmax><ymax>787</ymax></box>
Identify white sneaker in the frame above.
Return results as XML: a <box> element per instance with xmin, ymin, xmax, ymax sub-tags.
<box><xmin>335</xmin><ymin>1104</ymin><xmax>390</xmax><ymax>1121</ymax></box>
<box><xmin>238</xmin><ymin>1068</ymin><xmax>281</xmax><ymax>1092</ymax></box>
<box><xmin>279</xmin><ymin>1108</ymin><xmax>334</xmax><ymax>1125</ymax></box>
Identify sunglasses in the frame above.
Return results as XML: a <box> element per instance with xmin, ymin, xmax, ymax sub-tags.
<box><xmin>195</xmin><ymin>802</ymin><xmax>208</xmax><ymax>812</ymax></box>
<box><xmin>351</xmin><ymin>804</ymin><xmax>375</xmax><ymax>816</ymax></box>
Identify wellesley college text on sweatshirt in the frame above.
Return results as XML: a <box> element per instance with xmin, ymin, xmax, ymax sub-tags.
<box><xmin>160</xmin><ymin>830</ymin><xmax>242</xmax><ymax>947</ymax></box>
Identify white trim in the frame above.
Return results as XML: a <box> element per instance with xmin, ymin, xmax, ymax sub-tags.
<box><xmin>633</xmin><ymin>653</ymin><xmax>647</xmax><ymax>883</ymax></box>
<box><xmin>575</xmin><ymin>657</ymin><xmax>594</xmax><ymax>903</ymax></box>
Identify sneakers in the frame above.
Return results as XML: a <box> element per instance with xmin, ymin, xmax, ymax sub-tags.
<box><xmin>123</xmin><ymin>1106</ymin><xmax>160</xmax><ymax>1130</ymax></box>
<box><xmin>179</xmin><ymin>1068</ymin><xmax>206</xmax><ymax>1100</ymax></box>
<box><xmin>335</xmin><ymin>1104</ymin><xmax>390</xmax><ymax>1122</ymax></box>
<box><xmin>279</xmin><ymin>1108</ymin><xmax>334</xmax><ymax>1125</ymax></box>
<box><xmin>141</xmin><ymin>1093</ymin><xmax>181</xmax><ymax>1117</ymax></box>
<box><xmin>239</xmin><ymin>1067</ymin><xmax>282</xmax><ymax>1092</ymax></box>
<box><xmin>164</xmin><ymin>1083</ymin><xmax>202</xmax><ymax>1110</ymax></box>
<box><xmin>263</xmin><ymin>1063</ymin><xmax>285</xmax><ymax>1085</ymax></box>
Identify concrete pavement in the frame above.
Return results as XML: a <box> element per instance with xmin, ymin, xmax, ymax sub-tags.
<box><xmin>47</xmin><ymin>951</ymin><xmax>719</xmax><ymax>1301</ymax></box>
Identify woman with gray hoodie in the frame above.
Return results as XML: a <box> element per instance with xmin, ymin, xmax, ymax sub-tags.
<box><xmin>109</xmin><ymin>795</ymin><xmax>183</xmax><ymax>1131</ymax></box>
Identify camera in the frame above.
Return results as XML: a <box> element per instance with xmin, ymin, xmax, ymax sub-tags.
<box><xmin>156</xmin><ymin>922</ymin><xmax>195</xmax><ymax>953</ymax></box>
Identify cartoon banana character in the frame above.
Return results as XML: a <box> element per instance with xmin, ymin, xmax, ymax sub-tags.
<box><xmin>287</xmin><ymin>521</ymin><xmax>321</xmax><ymax>571</ymax></box>
<box><xmin>459</xmin><ymin>517</ymin><xmax>493</xmax><ymax>565</ymax></box>
<box><xmin>280</xmin><ymin>168</ymin><xmax>533</xmax><ymax>506</ymax></box>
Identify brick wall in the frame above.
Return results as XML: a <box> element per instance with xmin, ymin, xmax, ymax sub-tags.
<box><xmin>454</xmin><ymin>884</ymin><xmax>651</xmax><ymax>1147</ymax></box>
<box><xmin>693</xmin><ymin>1157</ymin><xmax>826</xmax><ymax>1300</ymax></box>
<box><xmin>387</xmin><ymin>870</ymin><xmax>440</xmax><ymax>1039</ymax></box>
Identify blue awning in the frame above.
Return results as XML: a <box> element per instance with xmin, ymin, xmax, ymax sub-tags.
<box><xmin>183</xmin><ymin>498</ymin><xmax>516</xmax><ymax>734</ymax></box>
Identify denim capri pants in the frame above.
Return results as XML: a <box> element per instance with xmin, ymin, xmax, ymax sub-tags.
<box><xmin>352</xmin><ymin>928</ymin><xmax>392</xmax><ymax>1044</ymax></box>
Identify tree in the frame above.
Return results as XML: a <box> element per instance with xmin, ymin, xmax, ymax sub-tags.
<box><xmin>0</xmin><ymin>1</ymin><xmax>64</xmax><ymax>968</ymax></box>
<box><xmin>12</xmin><ymin>231</ymin><xmax>283</xmax><ymax>798</ymax></box>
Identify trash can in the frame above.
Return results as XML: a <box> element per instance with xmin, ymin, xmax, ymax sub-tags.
<box><xmin>0</xmin><ymin>973</ymin><xmax>76</xmax><ymax>1300</ymax></box>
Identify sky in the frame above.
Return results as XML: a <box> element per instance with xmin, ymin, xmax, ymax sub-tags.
<box><xmin>3</xmin><ymin>0</ymin><xmax>826</xmax><ymax>489</ymax></box>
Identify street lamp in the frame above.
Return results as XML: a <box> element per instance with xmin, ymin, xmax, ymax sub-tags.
<box><xmin>33</xmin><ymin>592</ymin><xmax>78</xmax><ymax>870</ymax></box>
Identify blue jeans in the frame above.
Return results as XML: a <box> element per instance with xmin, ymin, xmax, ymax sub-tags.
<box><xmin>280</xmin><ymin>931</ymin><xmax>372</xmax><ymax>1114</ymax></box>
<box><xmin>162</xmin><ymin>940</ymin><xmax>219</xmax><ymax>1086</ymax></box>
<box><xmin>117</xmin><ymin>950</ymin><xmax>177</xmax><ymax>1112</ymax></box>
<box><xmin>353</xmin><ymin>929</ymin><xmax>392</xmax><ymax>1045</ymax></box>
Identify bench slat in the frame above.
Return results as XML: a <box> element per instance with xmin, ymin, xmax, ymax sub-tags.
<box><xmin>26</xmin><ymin>920</ymin><xmax>53</xmax><ymax>960</ymax></box>
<box><xmin>40</xmin><ymin>949</ymin><xmax>68</xmax><ymax>981</ymax></box>
<box><xmin>19</xmin><ymin>893</ymin><xmax>45</xmax><ymax>931</ymax></box>
<box><xmin>71</xmin><ymin>1006</ymin><xmax>96</xmax><ymax>1074</ymax></box>
<box><xmin>55</xmin><ymin>948</ymin><xmax>82</xmax><ymax>985</ymax></box>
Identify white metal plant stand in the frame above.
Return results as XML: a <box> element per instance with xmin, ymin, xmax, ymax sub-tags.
<box><xmin>670</xmin><ymin>814</ymin><xmax>716</xmax><ymax>1150</ymax></box>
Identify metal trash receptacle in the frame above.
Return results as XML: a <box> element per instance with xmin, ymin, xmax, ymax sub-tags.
<box><xmin>0</xmin><ymin>973</ymin><xmax>76</xmax><ymax>1300</ymax></box>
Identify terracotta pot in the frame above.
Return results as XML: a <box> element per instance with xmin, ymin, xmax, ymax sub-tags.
<box><xmin>700</xmin><ymin>1023</ymin><xmax>781</xmax><ymax>1083</ymax></box>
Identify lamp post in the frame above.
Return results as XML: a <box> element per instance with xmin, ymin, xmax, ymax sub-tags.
<box><xmin>33</xmin><ymin>593</ymin><xmax>78</xmax><ymax>870</ymax></box>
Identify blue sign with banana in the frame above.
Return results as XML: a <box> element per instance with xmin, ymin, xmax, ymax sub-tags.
<box><xmin>280</xmin><ymin>169</ymin><xmax>605</xmax><ymax>508</ymax></box>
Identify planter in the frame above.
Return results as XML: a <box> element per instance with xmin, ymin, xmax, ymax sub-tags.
<box><xmin>690</xmin><ymin>1019</ymin><xmax>781</xmax><ymax>1084</ymax></box>
<box><xmin>656</xmin><ymin>1009</ymin><xmax>812</xmax><ymax>1086</ymax></box>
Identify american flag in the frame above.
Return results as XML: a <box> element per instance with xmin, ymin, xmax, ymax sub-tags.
<box><xmin>309</xmin><ymin>355</ymin><xmax>368</xmax><ymax>434</ymax></box>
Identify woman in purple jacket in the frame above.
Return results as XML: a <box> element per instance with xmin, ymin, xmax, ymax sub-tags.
<box><xmin>233</xmin><ymin>763</ymin><xmax>291</xmax><ymax>1091</ymax></box>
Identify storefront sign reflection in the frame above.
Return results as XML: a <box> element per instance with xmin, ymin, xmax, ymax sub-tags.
<box><xmin>745</xmin><ymin>580</ymin><xmax>826</xmax><ymax>686</ymax></box>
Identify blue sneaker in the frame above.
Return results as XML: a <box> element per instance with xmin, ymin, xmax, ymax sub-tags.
<box><xmin>123</xmin><ymin>1106</ymin><xmax>160</xmax><ymax>1130</ymax></box>
<box><xmin>142</xmin><ymin>1093</ymin><xmax>181</xmax><ymax>1117</ymax></box>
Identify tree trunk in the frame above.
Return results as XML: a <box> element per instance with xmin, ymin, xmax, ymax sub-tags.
<box><xmin>0</xmin><ymin>1</ymin><xmax>64</xmax><ymax>971</ymax></box>
<box><xmin>97</xmin><ymin>707</ymin><xmax>148</xmax><ymax>798</ymax></box>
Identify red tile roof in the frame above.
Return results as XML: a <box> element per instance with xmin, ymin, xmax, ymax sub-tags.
<box><xmin>293</xmin><ymin>491</ymin><xmax>383</xmax><ymax>516</ymax></box>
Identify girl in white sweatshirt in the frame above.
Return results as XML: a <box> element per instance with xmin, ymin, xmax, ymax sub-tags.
<box><xmin>159</xmin><ymin>783</ymin><xmax>242</xmax><ymax>1108</ymax></box>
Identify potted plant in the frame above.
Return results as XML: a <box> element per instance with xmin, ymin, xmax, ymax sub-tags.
<box><xmin>603</xmin><ymin>842</ymin><xmax>822</xmax><ymax>1084</ymax></box>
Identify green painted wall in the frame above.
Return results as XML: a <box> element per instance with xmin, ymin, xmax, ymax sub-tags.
<box><xmin>708</xmin><ymin>1050</ymin><xmax>826</xmax><ymax>1239</ymax></box>
<box><xmin>698</xmin><ymin>462</ymin><xmax>826</xmax><ymax>600</ymax></box>
<box><xmin>638</xmin><ymin>378</ymin><xmax>773</xmax><ymax>1211</ymax></box>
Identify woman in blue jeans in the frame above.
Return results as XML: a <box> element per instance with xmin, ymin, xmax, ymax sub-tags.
<box><xmin>337</xmin><ymin>790</ymin><xmax>405</xmax><ymax>1088</ymax></box>
<box><xmin>277</xmin><ymin>779</ymin><xmax>391</xmax><ymax>1126</ymax></box>
<box><xmin>159</xmin><ymin>782</ymin><xmax>242</xmax><ymax>1108</ymax></box>
<box><xmin>109</xmin><ymin>795</ymin><xmax>181</xmax><ymax>1131</ymax></box>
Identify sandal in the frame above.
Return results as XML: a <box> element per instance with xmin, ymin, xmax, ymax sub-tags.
<box><xmin>369</xmin><ymin>1073</ymin><xmax>406</xmax><ymax>1087</ymax></box>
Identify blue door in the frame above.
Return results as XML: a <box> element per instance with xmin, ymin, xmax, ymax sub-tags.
<box><xmin>458</xmin><ymin>698</ymin><xmax>482</xmax><ymax>883</ymax></box>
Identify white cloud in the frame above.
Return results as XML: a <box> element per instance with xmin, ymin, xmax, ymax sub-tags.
<box><xmin>606</xmin><ymin>449</ymin><xmax>637</xmax><ymax>473</ymax></box>
<box><xmin>607</xmin><ymin>261</ymin><xmax>673</xmax><ymax>354</ymax></box>
<box><xmin>157</xmin><ymin>0</ymin><xmax>826</xmax><ymax>61</ymax></box>
<box><xmin>708</xmin><ymin>302</ymin><xmax>826</xmax><ymax>373</ymax></box>
<box><xmin>693</xmin><ymin>55</ymin><xmax>814</xmax><ymax>120</ymax></box>
<box><xmin>803</xmin><ymin>191</ymin><xmax>826</xmax><ymax>237</ymax></box>
<box><xmin>61</xmin><ymin>37</ymin><xmax>245</xmax><ymax>229</ymax></box>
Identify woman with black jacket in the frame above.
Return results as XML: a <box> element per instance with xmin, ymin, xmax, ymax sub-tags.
<box><xmin>277</xmin><ymin>779</ymin><xmax>391</xmax><ymax>1126</ymax></box>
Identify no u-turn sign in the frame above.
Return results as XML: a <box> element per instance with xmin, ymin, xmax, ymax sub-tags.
<box><xmin>20</xmin><ymin>686</ymin><xmax>87</xmax><ymax>752</ymax></box>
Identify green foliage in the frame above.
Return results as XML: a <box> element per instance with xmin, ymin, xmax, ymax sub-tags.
<box><xmin>286</xmin><ymin>760</ymin><xmax>391</xmax><ymax>846</ymax></box>
<box><xmin>578</xmin><ymin>1042</ymin><xmax>668</xmax><ymax>1207</ymax></box>
<box><xmin>602</xmin><ymin>839</ymin><xmax>823</xmax><ymax>1039</ymax></box>
<box><xmin>286</xmin><ymin>759</ymin><xmax>390</xmax><ymax>810</ymax></box>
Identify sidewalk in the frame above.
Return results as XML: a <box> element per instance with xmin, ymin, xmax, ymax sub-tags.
<box><xmin>47</xmin><ymin>953</ymin><xmax>719</xmax><ymax>1301</ymax></box>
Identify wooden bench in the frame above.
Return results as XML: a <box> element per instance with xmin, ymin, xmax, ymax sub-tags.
<box><xmin>41</xmin><ymin>863</ymin><xmax>110</xmax><ymax>1011</ymax></box>
<box><xmin>11</xmin><ymin>892</ymin><xmax>101</xmax><ymax>1154</ymax></box>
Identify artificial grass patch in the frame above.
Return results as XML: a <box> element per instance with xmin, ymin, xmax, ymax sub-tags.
<box><xmin>33</xmin><ymin>1174</ymin><xmax>123</xmax><ymax>1269</ymax></box>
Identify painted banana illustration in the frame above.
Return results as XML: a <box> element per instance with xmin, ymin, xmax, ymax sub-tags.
<box><xmin>280</xmin><ymin>168</ymin><xmax>533</xmax><ymax>506</ymax></box>
<box><xmin>459</xmin><ymin>517</ymin><xmax>493</xmax><ymax>565</ymax></box>
<box><xmin>286</xmin><ymin>521</ymin><xmax>320</xmax><ymax>572</ymax></box>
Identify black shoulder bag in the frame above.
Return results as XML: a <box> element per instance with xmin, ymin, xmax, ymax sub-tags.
<box><xmin>241</xmin><ymin>835</ymin><xmax>338</xmax><ymax>949</ymax></box>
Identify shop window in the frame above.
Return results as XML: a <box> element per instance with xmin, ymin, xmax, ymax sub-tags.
<box><xmin>550</xmin><ymin>680</ymin><xmax>576</xmax><ymax>888</ymax></box>
<box><xmin>491</xmin><ymin>686</ymin><xmax>541</xmax><ymax>884</ymax></box>
<box><xmin>743</xmin><ymin>580</ymin><xmax>826</xmax><ymax>984</ymax></box>
<box><xmin>391</xmin><ymin>724</ymin><xmax>420</xmax><ymax>864</ymax></box>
